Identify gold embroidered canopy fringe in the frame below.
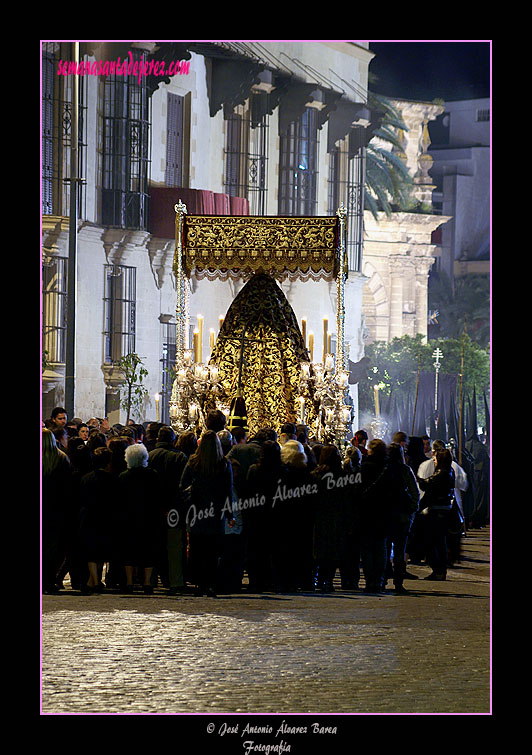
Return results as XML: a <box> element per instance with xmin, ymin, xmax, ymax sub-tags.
<box><xmin>174</xmin><ymin>213</ymin><xmax>341</xmax><ymax>282</ymax></box>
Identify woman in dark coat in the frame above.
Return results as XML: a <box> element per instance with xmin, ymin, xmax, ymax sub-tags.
<box><xmin>276</xmin><ymin>440</ymin><xmax>314</xmax><ymax>592</ymax></box>
<box><xmin>385</xmin><ymin>443</ymin><xmax>420</xmax><ymax>593</ymax></box>
<box><xmin>405</xmin><ymin>435</ymin><xmax>434</xmax><ymax>565</ymax></box>
<box><xmin>245</xmin><ymin>440</ymin><xmax>286</xmax><ymax>592</ymax></box>
<box><xmin>339</xmin><ymin>445</ymin><xmax>362</xmax><ymax>590</ymax></box>
<box><xmin>107</xmin><ymin>437</ymin><xmax>128</xmax><ymax>477</ymax></box>
<box><xmin>406</xmin><ymin>436</ymin><xmax>428</xmax><ymax>475</ymax></box>
<box><xmin>42</xmin><ymin>428</ymin><xmax>72</xmax><ymax>593</ymax></box>
<box><xmin>55</xmin><ymin>437</ymin><xmax>92</xmax><ymax>590</ymax></box>
<box><xmin>179</xmin><ymin>430</ymin><xmax>233</xmax><ymax>597</ymax></box>
<box><xmin>78</xmin><ymin>446</ymin><xmax>120</xmax><ymax>593</ymax></box>
<box><xmin>417</xmin><ymin>449</ymin><xmax>455</xmax><ymax>581</ymax></box>
<box><xmin>100</xmin><ymin>437</ymin><xmax>130</xmax><ymax>590</ymax></box>
<box><xmin>118</xmin><ymin>443</ymin><xmax>166</xmax><ymax>594</ymax></box>
<box><xmin>311</xmin><ymin>444</ymin><xmax>356</xmax><ymax>592</ymax></box>
<box><xmin>358</xmin><ymin>439</ymin><xmax>393</xmax><ymax>593</ymax></box>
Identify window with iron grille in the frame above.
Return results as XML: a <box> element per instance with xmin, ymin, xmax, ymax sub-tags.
<box><xmin>224</xmin><ymin>96</ymin><xmax>269</xmax><ymax>215</ymax></box>
<box><xmin>103</xmin><ymin>265</ymin><xmax>136</xmax><ymax>363</ymax></box>
<box><xmin>226</xmin><ymin>110</ymin><xmax>243</xmax><ymax>196</ymax></box>
<box><xmin>42</xmin><ymin>256</ymin><xmax>68</xmax><ymax>364</ymax></box>
<box><xmin>327</xmin><ymin>128</ymin><xmax>366</xmax><ymax>272</ymax></box>
<box><xmin>328</xmin><ymin>140</ymin><xmax>345</xmax><ymax>216</ymax></box>
<box><xmin>476</xmin><ymin>108</ymin><xmax>490</xmax><ymax>122</ymax></box>
<box><xmin>101</xmin><ymin>49</ymin><xmax>151</xmax><ymax>229</ymax></box>
<box><xmin>42</xmin><ymin>42</ymin><xmax>87</xmax><ymax>217</ymax></box>
<box><xmin>160</xmin><ymin>321</ymin><xmax>177</xmax><ymax>425</ymax></box>
<box><xmin>278</xmin><ymin>106</ymin><xmax>318</xmax><ymax>216</ymax></box>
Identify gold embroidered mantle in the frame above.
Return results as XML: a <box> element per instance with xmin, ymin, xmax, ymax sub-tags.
<box><xmin>175</xmin><ymin>215</ymin><xmax>340</xmax><ymax>281</ymax></box>
<box><xmin>208</xmin><ymin>273</ymin><xmax>318</xmax><ymax>436</ymax></box>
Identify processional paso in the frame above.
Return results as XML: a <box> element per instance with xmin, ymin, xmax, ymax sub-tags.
<box><xmin>169</xmin><ymin>200</ymin><xmax>353</xmax><ymax>444</ymax></box>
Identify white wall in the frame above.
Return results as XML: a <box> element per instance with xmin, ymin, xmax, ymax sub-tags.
<box><xmin>446</xmin><ymin>98</ymin><xmax>490</xmax><ymax>147</ymax></box>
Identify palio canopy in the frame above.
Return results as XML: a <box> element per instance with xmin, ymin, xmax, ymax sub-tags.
<box><xmin>175</xmin><ymin>214</ymin><xmax>341</xmax><ymax>281</ymax></box>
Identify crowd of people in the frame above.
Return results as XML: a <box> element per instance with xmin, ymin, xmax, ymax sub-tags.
<box><xmin>42</xmin><ymin>405</ymin><xmax>482</xmax><ymax>598</ymax></box>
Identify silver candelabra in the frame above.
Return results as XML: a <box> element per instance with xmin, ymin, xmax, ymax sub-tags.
<box><xmin>169</xmin><ymin>349</ymin><xmax>222</xmax><ymax>432</ymax></box>
<box><xmin>298</xmin><ymin>356</ymin><xmax>352</xmax><ymax>444</ymax></box>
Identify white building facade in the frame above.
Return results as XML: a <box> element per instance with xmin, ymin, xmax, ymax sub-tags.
<box><xmin>428</xmin><ymin>97</ymin><xmax>490</xmax><ymax>283</ymax></box>
<box><xmin>41</xmin><ymin>41</ymin><xmax>375</xmax><ymax>429</ymax></box>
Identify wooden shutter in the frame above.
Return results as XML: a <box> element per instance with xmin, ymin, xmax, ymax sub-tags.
<box><xmin>166</xmin><ymin>93</ymin><xmax>184</xmax><ymax>187</ymax></box>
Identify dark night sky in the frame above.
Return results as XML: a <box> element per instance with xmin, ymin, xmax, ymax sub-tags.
<box><xmin>367</xmin><ymin>41</ymin><xmax>491</xmax><ymax>101</ymax></box>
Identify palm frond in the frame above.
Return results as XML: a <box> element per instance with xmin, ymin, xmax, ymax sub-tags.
<box><xmin>371</xmin><ymin>125</ymin><xmax>407</xmax><ymax>152</ymax></box>
<box><xmin>368</xmin><ymin>91</ymin><xmax>408</xmax><ymax>131</ymax></box>
<box><xmin>364</xmin><ymin>90</ymin><xmax>414</xmax><ymax>218</ymax></box>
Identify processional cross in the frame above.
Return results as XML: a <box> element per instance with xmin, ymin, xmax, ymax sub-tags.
<box><xmin>432</xmin><ymin>347</ymin><xmax>443</xmax><ymax>412</ymax></box>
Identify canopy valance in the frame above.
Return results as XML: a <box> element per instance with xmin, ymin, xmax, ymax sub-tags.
<box><xmin>174</xmin><ymin>212</ymin><xmax>341</xmax><ymax>282</ymax></box>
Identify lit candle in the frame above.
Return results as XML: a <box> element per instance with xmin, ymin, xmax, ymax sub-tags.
<box><xmin>184</xmin><ymin>349</ymin><xmax>193</xmax><ymax>366</ymax></box>
<box><xmin>210</xmin><ymin>328</ymin><xmax>215</xmax><ymax>351</ymax></box>
<box><xmin>298</xmin><ymin>396</ymin><xmax>306</xmax><ymax>423</ymax></box>
<box><xmin>193</xmin><ymin>330</ymin><xmax>199</xmax><ymax>363</ymax></box>
<box><xmin>325</xmin><ymin>353</ymin><xmax>334</xmax><ymax>372</ymax></box>
<box><xmin>308</xmin><ymin>332</ymin><xmax>314</xmax><ymax>362</ymax></box>
<box><xmin>323</xmin><ymin>317</ymin><xmax>328</xmax><ymax>363</ymax></box>
<box><xmin>341</xmin><ymin>406</ymin><xmax>351</xmax><ymax>423</ymax></box>
<box><xmin>301</xmin><ymin>318</ymin><xmax>307</xmax><ymax>347</ymax></box>
<box><xmin>189</xmin><ymin>403</ymin><xmax>198</xmax><ymax>422</ymax></box>
<box><xmin>328</xmin><ymin>334</ymin><xmax>332</xmax><ymax>354</ymax></box>
<box><xmin>154</xmin><ymin>393</ymin><xmax>160</xmax><ymax>422</ymax></box>
<box><xmin>337</xmin><ymin>370</ymin><xmax>350</xmax><ymax>388</ymax></box>
<box><xmin>197</xmin><ymin>315</ymin><xmax>204</xmax><ymax>363</ymax></box>
<box><xmin>374</xmin><ymin>384</ymin><xmax>380</xmax><ymax>417</ymax></box>
<box><xmin>301</xmin><ymin>362</ymin><xmax>310</xmax><ymax>379</ymax></box>
<box><xmin>219</xmin><ymin>315</ymin><xmax>224</xmax><ymax>331</ymax></box>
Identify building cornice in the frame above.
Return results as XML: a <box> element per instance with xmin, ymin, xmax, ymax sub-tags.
<box><xmin>364</xmin><ymin>211</ymin><xmax>451</xmax><ymax>233</ymax></box>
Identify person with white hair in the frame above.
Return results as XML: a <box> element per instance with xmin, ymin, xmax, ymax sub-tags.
<box><xmin>117</xmin><ymin>443</ymin><xmax>166</xmax><ymax>594</ymax></box>
<box><xmin>125</xmin><ymin>442</ymin><xmax>148</xmax><ymax>468</ymax></box>
<box><xmin>279</xmin><ymin>439</ymin><xmax>306</xmax><ymax>466</ymax></box>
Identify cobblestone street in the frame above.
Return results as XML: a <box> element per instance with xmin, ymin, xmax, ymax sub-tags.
<box><xmin>41</xmin><ymin>528</ymin><xmax>490</xmax><ymax>721</ymax></box>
